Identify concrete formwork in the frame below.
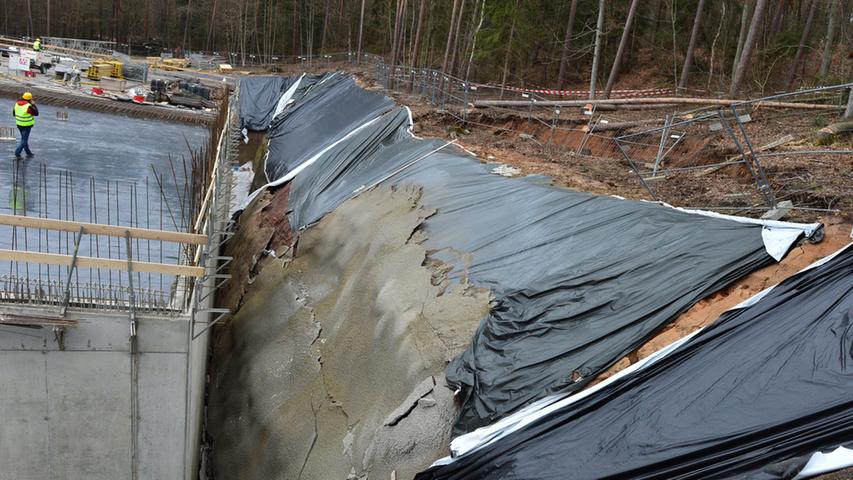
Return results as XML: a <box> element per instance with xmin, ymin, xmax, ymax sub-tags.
<box><xmin>0</xmin><ymin>305</ymin><xmax>192</xmax><ymax>480</ymax></box>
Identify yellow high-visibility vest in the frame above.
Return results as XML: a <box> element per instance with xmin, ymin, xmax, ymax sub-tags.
<box><xmin>14</xmin><ymin>102</ymin><xmax>34</xmax><ymax>127</ymax></box>
<box><xmin>33</xmin><ymin>40</ymin><xmax>41</xmax><ymax>51</ymax></box>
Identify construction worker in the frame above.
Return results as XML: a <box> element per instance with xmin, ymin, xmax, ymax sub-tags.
<box><xmin>13</xmin><ymin>92</ymin><xmax>38</xmax><ymax>159</ymax></box>
<box><xmin>33</xmin><ymin>37</ymin><xmax>41</xmax><ymax>51</ymax></box>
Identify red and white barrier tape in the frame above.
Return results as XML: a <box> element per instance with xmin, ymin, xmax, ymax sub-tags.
<box><xmin>476</xmin><ymin>83</ymin><xmax>674</xmax><ymax>98</ymax></box>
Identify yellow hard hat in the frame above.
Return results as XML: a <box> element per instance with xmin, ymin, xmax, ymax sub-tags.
<box><xmin>22</xmin><ymin>92</ymin><xmax>32</xmax><ymax>100</ymax></box>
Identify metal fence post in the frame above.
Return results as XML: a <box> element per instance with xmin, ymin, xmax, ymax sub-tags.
<box><xmin>652</xmin><ymin>114</ymin><xmax>673</xmax><ymax>176</ymax></box>
<box><xmin>463</xmin><ymin>84</ymin><xmax>469</xmax><ymax>123</ymax></box>
<box><xmin>549</xmin><ymin>106</ymin><xmax>561</xmax><ymax>144</ymax></box>
<box><xmin>728</xmin><ymin>105</ymin><xmax>776</xmax><ymax>208</ymax></box>
<box><xmin>717</xmin><ymin>109</ymin><xmax>776</xmax><ymax>208</ymax></box>
<box><xmin>441</xmin><ymin>76</ymin><xmax>448</xmax><ymax>111</ymax></box>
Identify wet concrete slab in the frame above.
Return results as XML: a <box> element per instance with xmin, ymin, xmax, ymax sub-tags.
<box><xmin>0</xmin><ymin>104</ymin><xmax>208</xmax><ymax>290</ymax></box>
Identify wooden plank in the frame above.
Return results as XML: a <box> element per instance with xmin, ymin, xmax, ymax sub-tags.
<box><xmin>0</xmin><ymin>214</ymin><xmax>207</xmax><ymax>245</ymax></box>
<box><xmin>0</xmin><ymin>313</ymin><xmax>77</xmax><ymax>327</ymax></box>
<box><xmin>0</xmin><ymin>249</ymin><xmax>205</xmax><ymax>277</ymax></box>
<box><xmin>724</xmin><ymin>133</ymin><xmax>797</xmax><ymax>162</ymax></box>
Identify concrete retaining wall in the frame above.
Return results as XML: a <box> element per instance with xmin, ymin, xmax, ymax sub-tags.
<box><xmin>0</xmin><ymin>305</ymin><xmax>192</xmax><ymax>480</ymax></box>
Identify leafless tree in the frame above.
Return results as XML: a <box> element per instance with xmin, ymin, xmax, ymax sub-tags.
<box><xmin>729</xmin><ymin>0</ymin><xmax>769</xmax><ymax>97</ymax></box>
<box><xmin>603</xmin><ymin>0</ymin><xmax>640</xmax><ymax>99</ymax></box>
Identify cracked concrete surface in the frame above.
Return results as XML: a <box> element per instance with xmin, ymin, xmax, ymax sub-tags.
<box><xmin>209</xmin><ymin>186</ymin><xmax>491</xmax><ymax>479</ymax></box>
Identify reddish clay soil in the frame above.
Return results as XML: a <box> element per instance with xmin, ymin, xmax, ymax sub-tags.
<box><xmin>596</xmin><ymin>218</ymin><xmax>852</xmax><ymax>383</ymax></box>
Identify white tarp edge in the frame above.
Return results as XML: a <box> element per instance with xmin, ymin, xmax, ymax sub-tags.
<box><xmin>270</xmin><ymin>73</ymin><xmax>305</xmax><ymax>123</ymax></box>
<box><xmin>237</xmin><ymin>116</ymin><xmax>383</xmax><ymax>213</ymax></box>
<box><xmin>669</xmin><ymin>205</ymin><xmax>822</xmax><ymax>261</ymax></box>
<box><xmin>796</xmin><ymin>446</ymin><xmax>853</xmax><ymax>479</ymax></box>
<box><xmin>437</xmin><ymin>329</ymin><xmax>702</xmax><ymax>464</ymax></box>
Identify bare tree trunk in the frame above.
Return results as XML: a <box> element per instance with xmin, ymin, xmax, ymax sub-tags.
<box><xmin>464</xmin><ymin>0</ymin><xmax>485</xmax><ymax>82</ymax></box>
<box><xmin>844</xmin><ymin>88</ymin><xmax>853</xmax><ymax>118</ymax></box>
<box><xmin>391</xmin><ymin>0</ymin><xmax>403</xmax><ymax>65</ymax></box>
<box><xmin>706</xmin><ymin>1</ymin><xmax>726</xmax><ymax>92</ymax></box>
<box><xmin>589</xmin><ymin>0</ymin><xmax>605</xmax><ymax>99</ymax></box>
<box><xmin>398</xmin><ymin>0</ymin><xmax>409</xmax><ymax>63</ymax></box>
<box><xmin>646</xmin><ymin>0</ymin><xmax>661</xmax><ymax>44</ymax></box>
<box><xmin>458</xmin><ymin>0</ymin><xmax>478</xmax><ymax>75</ymax></box>
<box><xmin>677</xmin><ymin>0</ymin><xmax>705</xmax><ymax>92</ymax></box>
<box><xmin>26</xmin><ymin>0</ymin><xmax>32</xmax><ymax>37</ymax></box>
<box><xmin>819</xmin><ymin>0</ymin><xmax>839</xmax><ymax>79</ymax></box>
<box><xmin>321</xmin><ymin>0</ymin><xmax>330</xmax><ymax>53</ymax></box>
<box><xmin>556</xmin><ymin>0</ymin><xmax>578</xmax><ymax>90</ymax></box>
<box><xmin>499</xmin><ymin>0</ymin><xmax>521</xmax><ymax>98</ymax></box>
<box><xmin>206</xmin><ymin>0</ymin><xmax>219</xmax><ymax>51</ymax></box>
<box><xmin>397</xmin><ymin>0</ymin><xmax>415</xmax><ymax>63</ymax></box>
<box><xmin>442</xmin><ymin>0</ymin><xmax>460</xmax><ymax>73</ymax></box>
<box><xmin>603</xmin><ymin>0</ymin><xmax>640</xmax><ymax>99</ymax></box>
<box><xmin>732</xmin><ymin>0</ymin><xmax>753</xmax><ymax>74</ymax></box>
<box><xmin>46</xmin><ymin>0</ymin><xmax>49</xmax><ymax>36</ymax></box>
<box><xmin>411</xmin><ymin>0</ymin><xmax>427</xmax><ymax>66</ymax></box>
<box><xmin>768</xmin><ymin>0</ymin><xmax>785</xmax><ymax>38</ymax></box>
<box><xmin>356</xmin><ymin>0</ymin><xmax>366</xmax><ymax>61</ymax></box>
<box><xmin>729</xmin><ymin>0</ymin><xmax>769</xmax><ymax>97</ymax></box>
<box><xmin>448</xmin><ymin>0</ymin><xmax>466</xmax><ymax>76</ymax></box>
<box><xmin>784</xmin><ymin>0</ymin><xmax>817</xmax><ymax>89</ymax></box>
<box><xmin>182</xmin><ymin>0</ymin><xmax>193</xmax><ymax>49</ymax></box>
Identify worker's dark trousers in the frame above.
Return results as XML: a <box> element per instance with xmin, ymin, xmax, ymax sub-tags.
<box><xmin>15</xmin><ymin>125</ymin><xmax>32</xmax><ymax>157</ymax></box>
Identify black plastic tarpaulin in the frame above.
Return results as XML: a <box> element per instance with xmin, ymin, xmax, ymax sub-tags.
<box><xmin>416</xmin><ymin>244</ymin><xmax>853</xmax><ymax>480</ymax></box>
<box><xmin>283</xmin><ymin>104</ymin><xmax>823</xmax><ymax>434</ymax></box>
<box><xmin>264</xmin><ymin>72</ymin><xmax>394</xmax><ymax>183</ymax></box>
<box><xmin>238</xmin><ymin>76</ymin><xmax>295</xmax><ymax>131</ymax></box>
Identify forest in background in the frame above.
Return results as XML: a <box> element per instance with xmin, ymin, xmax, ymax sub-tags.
<box><xmin>1</xmin><ymin>0</ymin><xmax>851</xmax><ymax>96</ymax></box>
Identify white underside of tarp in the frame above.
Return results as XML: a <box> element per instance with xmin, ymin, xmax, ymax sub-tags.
<box><xmin>433</xmin><ymin>243</ymin><xmax>853</xmax><ymax>479</ymax></box>
<box><xmin>796</xmin><ymin>446</ymin><xmax>853</xmax><ymax>479</ymax></box>
<box><xmin>237</xmin><ymin>115</ymin><xmax>384</xmax><ymax>213</ymax></box>
<box><xmin>667</xmin><ymin>205</ymin><xmax>822</xmax><ymax>261</ymax></box>
<box><xmin>269</xmin><ymin>73</ymin><xmax>305</xmax><ymax>123</ymax></box>
<box><xmin>236</xmin><ymin>106</ymin><xmax>415</xmax><ymax>215</ymax></box>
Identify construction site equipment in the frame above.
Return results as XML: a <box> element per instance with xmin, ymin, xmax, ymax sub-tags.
<box><xmin>159</xmin><ymin>58</ymin><xmax>191</xmax><ymax>71</ymax></box>
<box><xmin>107</xmin><ymin>60</ymin><xmax>124</xmax><ymax>79</ymax></box>
<box><xmin>0</xmin><ymin>83</ymin><xmax>214</xmax><ymax>125</ymax></box>
<box><xmin>86</xmin><ymin>61</ymin><xmax>124</xmax><ymax>80</ymax></box>
<box><xmin>87</xmin><ymin>63</ymin><xmax>111</xmax><ymax>80</ymax></box>
<box><xmin>0</xmin><ymin>126</ymin><xmax>15</xmax><ymax>140</ymax></box>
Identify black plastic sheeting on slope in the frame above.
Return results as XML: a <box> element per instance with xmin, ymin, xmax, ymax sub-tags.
<box><xmin>416</xmin><ymin>244</ymin><xmax>853</xmax><ymax>480</ymax></box>
<box><xmin>284</xmin><ymin>104</ymin><xmax>821</xmax><ymax>434</ymax></box>
<box><xmin>238</xmin><ymin>76</ymin><xmax>295</xmax><ymax>131</ymax></box>
<box><xmin>264</xmin><ymin>72</ymin><xmax>395</xmax><ymax>183</ymax></box>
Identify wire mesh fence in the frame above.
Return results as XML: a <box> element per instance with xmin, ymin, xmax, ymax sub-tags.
<box><xmin>371</xmin><ymin>59</ymin><xmax>852</xmax><ymax>216</ymax></box>
<box><xmin>613</xmin><ymin>85</ymin><xmax>852</xmax><ymax>213</ymax></box>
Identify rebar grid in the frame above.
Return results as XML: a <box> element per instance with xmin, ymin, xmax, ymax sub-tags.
<box><xmin>0</xmin><ymin>100</ymin><xmax>231</xmax><ymax>316</ymax></box>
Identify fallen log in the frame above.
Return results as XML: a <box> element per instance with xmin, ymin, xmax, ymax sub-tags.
<box><xmin>473</xmin><ymin>97</ymin><xmax>843</xmax><ymax>110</ymax></box>
<box><xmin>582</xmin><ymin>117</ymin><xmax>667</xmax><ymax>132</ymax></box>
<box><xmin>816</xmin><ymin>121</ymin><xmax>853</xmax><ymax>144</ymax></box>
